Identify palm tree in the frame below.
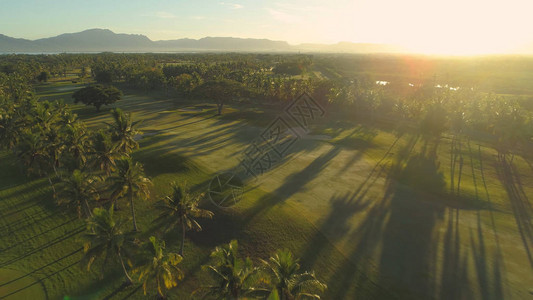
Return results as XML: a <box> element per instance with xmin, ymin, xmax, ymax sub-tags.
<box><xmin>0</xmin><ymin>101</ymin><xmax>23</xmax><ymax>151</ymax></box>
<box><xmin>193</xmin><ymin>240</ymin><xmax>268</xmax><ymax>299</ymax></box>
<box><xmin>82</xmin><ymin>206</ymin><xmax>135</xmax><ymax>284</ymax></box>
<box><xmin>262</xmin><ymin>249</ymin><xmax>326</xmax><ymax>300</ymax></box>
<box><xmin>89</xmin><ymin>129</ymin><xmax>121</xmax><ymax>175</ymax></box>
<box><xmin>109</xmin><ymin>158</ymin><xmax>151</xmax><ymax>231</ymax></box>
<box><xmin>155</xmin><ymin>183</ymin><xmax>213</xmax><ymax>256</ymax></box>
<box><xmin>15</xmin><ymin>130</ymin><xmax>49</xmax><ymax>175</ymax></box>
<box><xmin>63</xmin><ymin>120</ymin><xmax>90</xmax><ymax>170</ymax></box>
<box><xmin>106</xmin><ymin>108</ymin><xmax>141</xmax><ymax>155</ymax></box>
<box><xmin>57</xmin><ymin>169</ymin><xmax>100</xmax><ymax>218</ymax></box>
<box><xmin>135</xmin><ymin>236</ymin><xmax>184</xmax><ymax>299</ymax></box>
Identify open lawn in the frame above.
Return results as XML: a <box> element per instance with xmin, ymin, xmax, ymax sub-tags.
<box><xmin>1</xmin><ymin>82</ymin><xmax>532</xmax><ymax>299</ymax></box>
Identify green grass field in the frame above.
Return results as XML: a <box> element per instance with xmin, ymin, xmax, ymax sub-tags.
<box><xmin>1</xmin><ymin>81</ymin><xmax>532</xmax><ymax>299</ymax></box>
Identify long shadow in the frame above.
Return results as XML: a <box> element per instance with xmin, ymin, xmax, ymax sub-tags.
<box><xmin>469</xmin><ymin>211</ymin><xmax>504</xmax><ymax>300</ymax></box>
<box><xmin>0</xmin><ymin>277</ymin><xmax>47</xmax><ymax>300</ymax></box>
<box><xmin>467</xmin><ymin>139</ymin><xmax>479</xmax><ymax>201</ymax></box>
<box><xmin>241</xmin><ymin>145</ymin><xmax>343</xmax><ymax>225</ymax></box>
<box><xmin>300</xmin><ymin>134</ymin><xmax>402</xmax><ymax>271</ymax></box>
<box><xmin>477</xmin><ymin>145</ymin><xmax>502</xmax><ymax>247</ymax></box>
<box><xmin>0</xmin><ymin>217</ymin><xmax>78</xmax><ymax>253</ymax></box>
<box><xmin>0</xmin><ymin>247</ymin><xmax>82</xmax><ymax>288</ymax></box>
<box><xmin>347</xmin><ymin>135</ymin><xmax>402</xmax><ymax>200</ymax></box>
<box><xmin>0</xmin><ymin>180</ymin><xmax>49</xmax><ymax>208</ymax></box>
<box><xmin>300</xmin><ymin>192</ymin><xmax>370</xmax><ymax>269</ymax></box>
<box><xmin>0</xmin><ymin>259</ymin><xmax>80</xmax><ymax>300</ymax></box>
<box><xmin>334</xmin><ymin>125</ymin><xmax>378</xmax><ymax>175</ymax></box>
<box><xmin>0</xmin><ymin>212</ymin><xmax>58</xmax><ymax>239</ymax></box>
<box><xmin>0</xmin><ymin>197</ymin><xmax>45</xmax><ymax>220</ymax></box>
<box><xmin>119</xmin><ymin>284</ymin><xmax>143</xmax><ymax>300</ymax></box>
<box><xmin>450</xmin><ymin>135</ymin><xmax>457</xmax><ymax>194</ymax></box>
<box><xmin>101</xmin><ymin>283</ymin><xmax>129</xmax><ymax>300</ymax></box>
<box><xmin>322</xmin><ymin>136</ymin><xmax>505</xmax><ymax>299</ymax></box>
<box><xmin>156</xmin><ymin>113</ymin><xmax>216</xmax><ymax>131</ymax></box>
<box><xmin>188</xmin><ymin>139</ymin><xmax>345</xmax><ymax>250</ymax></box>
<box><xmin>496</xmin><ymin>156</ymin><xmax>533</xmax><ymax>267</ymax></box>
<box><xmin>439</xmin><ymin>207</ymin><xmax>470</xmax><ymax>299</ymax></box>
<box><xmin>522</xmin><ymin>156</ymin><xmax>533</xmax><ymax>175</ymax></box>
<box><xmin>0</xmin><ymin>208</ymin><xmax>49</xmax><ymax>232</ymax></box>
<box><xmin>323</xmin><ymin>134</ymin><xmax>421</xmax><ymax>299</ymax></box>
<box><xmin>0</xmin><ymin>226</ymin><xmax>84</xmax><ymax>268</ymax></box>
<box><xmin>375</xmin><ymin>148</ymin><xmax>446</xmax><ymax>298</ymax></box>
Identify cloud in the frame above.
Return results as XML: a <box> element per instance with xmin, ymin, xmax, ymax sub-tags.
<box><xmin>219</xmin><ymin>2</ymin><xmax>243</xmax><ymax>9</ymax></box>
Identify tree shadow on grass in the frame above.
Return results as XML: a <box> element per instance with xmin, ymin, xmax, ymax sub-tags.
<box><xmin>467</xmin><ymin>211</ymin><xmax>505</xmax><ymax>300</ymax></box>
<box><xmin>321</xmin><ymin>135</ymin><xmax>506</xmax><ymax>299</ymax></box>
<box><xmin>186</xmin><ymin>140</ymin><xmax>345</xmax><ymax>251</ymax></box>
<box><xmin>496</xmin><ymin>156</ymin><xmax>533</xmax><ymax>267</ymax></box>
<box><xmin>0</xmin><ymin>226</ymin><xmax>84</xmax><ymax>269</ymax></box>
<box><xmin>241</xmin><ymin>145</ymin><xmax>343</xmax><ymax>226</ymax></box>
<box><xmin>320</xmin><ymin>136</ymin><xmax>444</xmax><ymax>299</ymax></box>
<box><xmin>0</xmin><ymin>256</ymin><xmax>82</xmax><ymax>300</ymax></box>
<box><xmin>300</xmin><ymin>192</ymin><xmax>370</xmax><ymax>271</ymax></box>
<box><xmin>0</xmin><ymin>217</ymin><xmax>78</xmax><ymax>253</ymax></box>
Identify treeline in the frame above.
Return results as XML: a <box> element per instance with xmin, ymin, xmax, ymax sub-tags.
<box><xmin>0</xmin><ymin>72</ymin><xmax>327</xmax><ymax>299</ymax></box>
<box><xmin>2</xmin><ymin>53</ymin><xmax>532</xmax><ymax>158</ymax></box>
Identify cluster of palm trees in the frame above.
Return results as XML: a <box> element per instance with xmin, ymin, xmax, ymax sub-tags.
<box><xmin>83</xmin><ymin>200</ymin><xmax>326</xmax><ymax>299</ymax></box>
<box><xmin>81</xmin><ymin>205</ymin><xmax>184</xmax><ymax>299</ymax></box>
<box><xmin>79</xmin><ymin>180</ymin><xmax>207</xmax><ymax>298</ymax></box>
<box><xmin>1</xmin><ymin>81</ymin><xmax>326</xmax><ymax>298</ymax></box>
<box><xmin>0</xmin><ymin>78</ymin><xmax>150</xmax><ymax>226</ymax></box>
<box><xmin>194</xmin><ymin>240</ymin><xmax>327</xmax><ymax>300</ymax></box>
<box><xmin>79</xmin><ymin>178</ymin><xmax>327</xmax><ymax>299</ymax></box>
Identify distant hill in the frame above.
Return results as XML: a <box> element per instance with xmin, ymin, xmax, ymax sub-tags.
<box><xmin>34</xmin><ymin>29</ymin><xmax>153</xmax><ymax>52</ymax></box>
<box><xmin>155</xmin><ymin>37</ymin><xmax>292</xmax><ymax>51</ymax></box>
<box><xmin>0</xmin><ymin>34</ymin><xmax>38</xmax><ymax>52</ymax></box>
<box><xmin>0</xmin><ymin>28</ymin><xmax>405</xmax><ymax>53</ymax></box>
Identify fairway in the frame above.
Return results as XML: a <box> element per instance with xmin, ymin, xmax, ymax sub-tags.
<box><xmin>1</xmin><ymin>80</ymin><xmax>532</xmax><ymax>299</ymax></box>
<box><xmin>0</xmin><ymin>268</ymin><xmax>45</xmax><ymax>299</ymax></box>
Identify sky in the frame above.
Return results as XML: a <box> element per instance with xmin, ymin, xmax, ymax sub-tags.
<box><xmin>0</xmin><ymin>0</ymin><xmax>532</xmax><ymax>54</ymax></box>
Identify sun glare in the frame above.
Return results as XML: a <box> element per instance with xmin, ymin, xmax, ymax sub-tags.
<box><xmin>311</xmin><ymin>0</ymin><xmax>533</xmax><ymax>55</ymax></box>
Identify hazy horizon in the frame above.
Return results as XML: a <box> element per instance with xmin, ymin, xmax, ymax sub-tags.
<box><xmin>1</xmin><ymin>0</ymin><xmax>532</xmax><ymax>55</ymax></box>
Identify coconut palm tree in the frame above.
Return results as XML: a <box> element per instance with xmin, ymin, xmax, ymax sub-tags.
<box><xmin>57</xmin><ymin>169</ymin><xmax>100</xmax><ymax>218</ymax></box>
<box><xmin>88</xmin><ymin>129</ymin><xmax>121</xmax><ymax>175</ymax></box>
<box><xmin>262</xmin><ymin>249</ymin><xmax>326</xmax><ymax>300</ymax></box>
<box><xmin>63</xmin><ymin>120</ymin><xmax>91</xmax><ymax>170</ymax></box>
<box><xmin>193</xmin><ymin>240</ymin><xmax>268</xmax><ymax>299</ymax></box>
<box><xmin>82</xmin><ymin>206</ymin><xmax>135</xmax><ymax>284</ymax></box>
<box><xmin>106</xmin><ymin>108</ymin><xmax>141</xmax><ymax>155</ymax></box>
<box><xmin>135</xmin><ymin>236</ymin><xmax>184</xmax><ymax>299</ymax></box>
<box><xmin>108</xmin><ymin>158</ymin><xmax>151</xmax><ymax>231</ymax></box>
<box><xmin>0</xmin><ymin>101</ymin><xmax>23</xmax><ymax>151</ymax></box>
<box><xmin>155</xmin><ymin>183</ymin><xmax>213</xmax><ymax>256</ymax></box>
<box><xmin>15</xmin><ymin>130</ymin><xmax>49</xmax><ymax>175</ymax></box>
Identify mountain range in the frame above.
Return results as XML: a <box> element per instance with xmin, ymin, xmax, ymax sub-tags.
<box><xmin>0</xmin><ymin>28</ymin><xmax>407</xmax><ymax>53</ymax></box>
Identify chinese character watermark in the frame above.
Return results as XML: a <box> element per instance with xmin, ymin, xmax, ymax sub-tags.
<box><xmin>207</xmin><ymin>92</ymin><xmax>325</xmax><ymax>209</ymax></box>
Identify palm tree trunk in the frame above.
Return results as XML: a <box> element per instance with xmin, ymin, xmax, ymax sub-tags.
<box><xmin>84</xmin><ymin>198</ymin><xmax>93</xmax><ymax>218</ymax></box>
<box><xmin>130</xmin><ymin>190</ymin><xmax>138</xmax><ymax>231</ymax></box>
<box><xmin>47</xmin><ymin>176</ymin><xmax>57</xmax><ymax>199</ymax></box>
<box><xmin>114</xmin><ymin>197</ymin><xmax>120</xmax><ymax>210</ymax></box>
<box><xmin>180</xmin><ymin>217</ymin><xmax>185</xmax><ymax>256</ymax></box>
<box><xmin>118</xmin><ymin>252</ymin><xmax>133</xmax><ymax>284</ymax></box>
